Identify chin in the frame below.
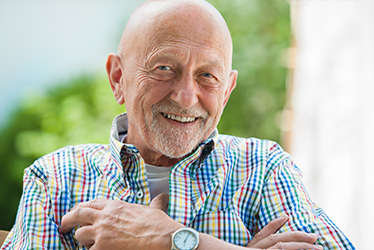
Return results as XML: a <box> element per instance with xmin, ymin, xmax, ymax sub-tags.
<box><xmin>146</xmin><ymin>108</ymin><xmax>213</xmax><ymax>159</ymax></box>
<box><xmin>151</xmin><ymin>133</ymin><xmax>201</xmax><ymax>159</ymax></box>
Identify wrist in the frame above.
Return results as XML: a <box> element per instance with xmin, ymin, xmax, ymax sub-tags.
<box><xmin>171</xmin><ymin>227</ymin><xmax>200</xmax><ymax>250</ymax></box>
<box><xmin>158</xmin><ymin>221</ymin><xmax>184</xmax><ymax>250</ymax></box>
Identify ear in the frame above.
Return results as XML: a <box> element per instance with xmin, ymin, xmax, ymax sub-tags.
<box><xmin>106</xmin><ymin>53</ymin><xmax>125</xmax><ymax>105</ymax></box>
<box><xmin>223</xmin><ymin>70</ymin><xmax>237</xmax><ymax>107</ymax></box>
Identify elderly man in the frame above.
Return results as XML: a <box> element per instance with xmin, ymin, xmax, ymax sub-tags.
<box><xmin>2</xmin><ymin>0</ymin><xmax>354</xmax><ymax>249</ymax></box>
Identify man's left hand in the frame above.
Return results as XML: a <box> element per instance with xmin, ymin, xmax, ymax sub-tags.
<box><xmin>246</xmin><ymin>215</ymin><xmax>323</xmax><ymax>250</ymax></box>
<box><xmin>60</xmin><ymin>193</ymin><xmax>181</xmax><ymax>250</ymax></box>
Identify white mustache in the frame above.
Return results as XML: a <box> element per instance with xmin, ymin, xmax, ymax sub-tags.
<box><xmin>151</xmin><ymin>103</ymin><xmax>208</xmax><ymax>118</ymax></box>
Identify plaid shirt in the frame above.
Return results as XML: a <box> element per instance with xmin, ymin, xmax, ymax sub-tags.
<box><xmin>2</xmin><ymin>113</ymin><xmax>354</xmax><ymax>249</ymax></box>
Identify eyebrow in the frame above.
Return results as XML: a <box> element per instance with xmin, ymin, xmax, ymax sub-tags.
<box><xmin>146</xmin><ymin>50</ymin><xmax>225</xmax><ymax>67</ymax></box>
<box><xmin>144</xmin><ymin>53</ymin><xmax>181</xmax><ymax>70</ymax></box>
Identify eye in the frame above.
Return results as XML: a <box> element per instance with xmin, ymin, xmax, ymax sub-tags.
<box><xmin>157</xmin><ymin>66</ymin><xmax>171</xmax><ymax>71</ymax></box>
<box><xmin>202</xmin><ymin>72</ymin><xmax>213</xmax><ymax>78</ymax></box>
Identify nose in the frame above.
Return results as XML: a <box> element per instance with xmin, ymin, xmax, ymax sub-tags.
<box><xmin>169</xmin><ymin>74</ymin><xmax>199</xmax><ymax>109</ymax></box>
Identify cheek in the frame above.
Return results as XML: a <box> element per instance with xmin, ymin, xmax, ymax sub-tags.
<box><xmin>129</xmin><ymin>77</ymin><xmax>171</xmax><ymax>114</ymax></box>
<box><xmin>201</xmin><ymin>87</ymin><xmax>227</xmax><ymax>117</ymax></box>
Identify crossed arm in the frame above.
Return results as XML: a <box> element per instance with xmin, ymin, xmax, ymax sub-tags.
<box><xmin>60</xmin><ymin>193</ymin><xmax>323</xmax><ymax>250</ymax></box>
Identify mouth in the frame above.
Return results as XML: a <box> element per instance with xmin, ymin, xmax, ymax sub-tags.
<box><xmin>161</xmin><ymin>112</ymin><xmax>197</xmax><ymax>123</ymax></box>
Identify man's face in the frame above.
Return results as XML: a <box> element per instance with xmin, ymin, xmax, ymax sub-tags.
<box><xmin>115</xmin><ymin>3</ymin><xmax>236</xmax><ymax>164</ymax></box>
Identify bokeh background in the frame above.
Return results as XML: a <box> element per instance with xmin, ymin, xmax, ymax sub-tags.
<box><xmin>0</xmin><ymin>0</ymin><xmax>373</xmax><ymax>248</ymax></box>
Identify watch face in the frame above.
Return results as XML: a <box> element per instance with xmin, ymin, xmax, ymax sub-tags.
<box><xmin>173</xmin><ymin>229</ymin><xmax>198</xmax><ymax>250</ymax></box>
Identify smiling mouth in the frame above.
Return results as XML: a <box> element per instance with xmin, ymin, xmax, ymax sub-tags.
<box><xmin>161</xmin><ymin>112</ymin><xmax>197</xmax><ymax>123</ymax></box>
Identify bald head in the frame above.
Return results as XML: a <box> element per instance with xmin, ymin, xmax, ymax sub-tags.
<box><xmin>106</xmin><ymin>0</ymin><xmax>237</xmax><ymax>165</ymax></box>
<box><xmin>118</xmin><ymin>0</ymin><xmax>233</xmax><ymax>71</ymax></box>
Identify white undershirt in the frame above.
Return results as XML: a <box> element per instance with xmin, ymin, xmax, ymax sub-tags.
<box><xmin>145</xmin><ymin>164</ymin><xmax>172</xmax><ymax>199</ymax></box>
<box><xmin>119</xmin><ymin>134</ymin><xmax>172</xmax><ymax>199</ymax></box>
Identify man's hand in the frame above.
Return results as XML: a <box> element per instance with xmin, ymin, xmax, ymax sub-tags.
<box><xmin>60</xmin><ymin>193</ymin><xmax>181</xmax><ymax>250</ymax></box>
<box><xmin>61</xmin><ymin>196</ymin><xmax>323</xmax><ymax>250</ymax></box>
<box><xmin>246</xmin><ymin>215</ymin><xmax>323</xmax><ymax>250</ymax></box>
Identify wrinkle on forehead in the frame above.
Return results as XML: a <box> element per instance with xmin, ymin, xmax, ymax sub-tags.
<box><xmin>145</xmin><ymin>44</ymin><xmax>226</xmax><ymax>72</ymax></box>
<box><xmin>118</xmin><ymin>0</ymin><xmax>233</xmax><ymax>69</ymax></box>
<box><xmin>144</xmin><ymin>38</ymin><xmax>224</xmax><ymax>62</ymax></box>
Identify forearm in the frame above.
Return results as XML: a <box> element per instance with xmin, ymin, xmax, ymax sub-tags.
<box><xmin>260</xmin><ymin>148</ymin><xmax>354</xmax><ymax>249</ymax></box>
<box><xmin>197</xmin><ymin>233</ymin><xmax>255</xmax><ymax>250</ymax></box>
<box><xmin>152</xmin><ymin>215</ymin><xmax>250</xmax><ymax>250</ymax></box>
<box><xmin>156</xmin><ymin>220</ymin><xmax>253</xmax><ymax>250</ymax></box>
<box><xmin>160</xmin><ymin>223</ymin><xmax>320</xmax><ymax>250</ymax></box>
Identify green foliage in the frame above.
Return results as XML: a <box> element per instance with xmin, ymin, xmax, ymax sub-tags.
<box><xmin>209</xmin><ymin>0</ymin><xmax>291</xmax><ymax>140</ymax></box>
<box><xmin>0</xmin><ymin>75</ymin><xmax>124</xmax><ymax>229</ymax></box>
<box><xmin>0</xmin><ymin>0</ymin><xmax>290</xmax><ymax>230</ymax></box>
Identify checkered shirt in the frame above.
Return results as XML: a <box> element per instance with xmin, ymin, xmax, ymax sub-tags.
<box><xmin>1</xmin><ymin>113</ymin><xmax>354</xmax><ymax>249</ymax></box>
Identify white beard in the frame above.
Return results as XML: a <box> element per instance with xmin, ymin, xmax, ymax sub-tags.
<box><xmin>147</xmin><ymin>102</ymin><xmax>210</xmax><ymax>159</ymax></box>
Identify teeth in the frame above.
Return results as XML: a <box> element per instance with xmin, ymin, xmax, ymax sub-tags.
<box><xmin>162</xmin><ymin>113</ymin><xmax>196</xmax><ymax>123</ymax></box>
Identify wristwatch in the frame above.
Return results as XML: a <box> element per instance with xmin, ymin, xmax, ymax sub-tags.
<box><xmin>171</xmin><ymin>227</ymin><xmax>200</xmax><ymax>250</ymax></box>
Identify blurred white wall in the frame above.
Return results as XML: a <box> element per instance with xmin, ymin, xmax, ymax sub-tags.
<box><xmin>0</xmin><ymin>0</ymin><xmax>144</xmax><ymax>129</ymax></box>
<box><xmin>289</xmin><ymin>0</ymin><xmax>374</xmax><ymax>248</ymax></box>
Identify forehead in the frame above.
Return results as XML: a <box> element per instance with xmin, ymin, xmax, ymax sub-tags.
<box><xmin>141</xmin><ymin>22</ymin><xmax>229</xmax><ymax>69</ymax></box>
<box><xmin>145</xmin><ymin>36</ymin><xmax>225</xmax><ymax>64</ymax></box>
<box><xmin>121</xmin><ymin>0</ymin><xmax>232</xmax><ymax>70</ymax></box>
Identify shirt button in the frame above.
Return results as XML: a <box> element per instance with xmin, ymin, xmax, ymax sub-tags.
<box><xmin>136</xmin><ymin>191</ymin><xmax>144</xmax><ymax>199</ymax></box>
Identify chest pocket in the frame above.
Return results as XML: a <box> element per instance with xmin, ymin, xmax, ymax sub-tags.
<box><xmin>183</xmin><ymin>159</ymin><xmax>253</xmax><ymax>246</ymax></box>
<box><xmin>188</xmin><ymin>172</ymin><xmax>251</xmax><ymax>246</ymax></box>
<box><xmin>189</xmin><ymin>209</ymin><xmax>250</xmax><ymax>246</ymax></box>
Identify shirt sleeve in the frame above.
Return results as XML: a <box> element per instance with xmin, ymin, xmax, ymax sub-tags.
<box><xmin>1</xmin><ymin>165</ymin><xmax>76</xmax><ymax>250</ymax></box>
<box><xmin>257</xmin><ymin>142</ymin><xmax>355</xmax><ymax>250</ymax></box>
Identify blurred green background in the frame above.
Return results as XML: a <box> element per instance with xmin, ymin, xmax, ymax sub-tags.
<box><xmin>0</xmin><ymin>0</ymin><xmax>290</xmax><ymax>230</ymax></box>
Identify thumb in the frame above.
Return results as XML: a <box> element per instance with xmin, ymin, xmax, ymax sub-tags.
<box><xmin>149</xmin><ymin>193</ymin><xmax>169</xmax><ymax>213</ymax></box>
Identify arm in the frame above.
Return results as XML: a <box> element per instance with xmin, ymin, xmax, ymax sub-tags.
<box><xmin>256</xmin><ymin>143</ymin><xmax>355</xmax><ymax>249</ymax></box>
<box><xmin>60</xmin><ymin>194</ymin><xmax>322</xmax><ymax>250</ymax></box>
<box><xmin>1</xmin><ymin>166</ymin><xmax>74</xmax><ymax>250</ymax></box>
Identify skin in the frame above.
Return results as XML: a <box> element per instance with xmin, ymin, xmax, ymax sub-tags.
<box><xmin>107</xmin><ymin>0</ymin><xmax>236</xmax><ymax>167</ymax></box>
<box><xmin>61</xmin><ymin>194</ymin><xmax>322</xmax><ymax>250</ymax></box>
<box><xmin>61</xmin><ymin>1</ymin><xmax>324</xmax><ymax>249</ymax></box>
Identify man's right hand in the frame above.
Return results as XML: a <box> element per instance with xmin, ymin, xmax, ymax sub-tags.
<box><xmin>246</xmin><ymin>215</ymin><xmax>323</xmax><ymax>249</ymax></box>
<box><xmin>60</xmin><ymin>194</ymin><xmax>182</xmax><ymax>250</ymax></box>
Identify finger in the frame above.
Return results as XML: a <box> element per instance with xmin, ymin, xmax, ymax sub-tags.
<box><xmin>247</xmin><ymin>215</ymin><xmax>289</xmax><ymax>247</ymax></box>
<box><xmin>272</xmin><ymin>231</ymin><xmax>318</xmax><ymax>243</ymax></box>
<box><xmin>75</xmin><ymin>225</ymin><xmax>96</xmax><ymax>249</ymax></box>
<box><xmin>71</xmin><ymin>199</ymin><xmax>108</xmax><ymax>211</ymax></box>
<box><xmin>250</xmin><ymin>231</ymin><xmax>319</xmax><ymax>249</ymax></box>
<box><xmin>149</xmin><ymin>193</ymin><xmax>169</xmax><ymax>212</ymax></box>
<box><xmin>269</xmin><ymin>241</ymin><xmax>323</xmax><ymax>250</ymax></box>
<box><xmin>60</xmin><ymin>207</ymin><xmax>98</xmax><ymax>233</ymax></box>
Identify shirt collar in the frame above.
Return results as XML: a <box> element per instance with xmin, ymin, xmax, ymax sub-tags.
<box><xmin>109</xmin><ymin>113</ymin><xmax>217</xmax><ymax>167</ymax></box>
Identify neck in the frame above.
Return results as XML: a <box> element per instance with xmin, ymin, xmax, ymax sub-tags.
<box><xmin>124</xmin><ymin>132</ymin><xmax>184</xmax><ymax>167</ymax></box>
